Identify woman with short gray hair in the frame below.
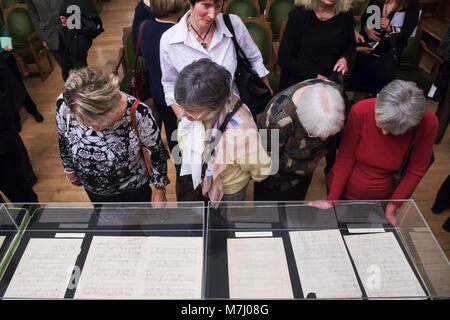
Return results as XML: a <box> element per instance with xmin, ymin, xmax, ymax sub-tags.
<box><xmin>56</xmin><ymin>67</ymin><xmax>170</xmax><ymax>203</ymax></box>
<box><xmin>174</xmin><ymin>59</ymin><xmax>271</xmax><ymax>202</ymax></box>
<box><xmin>321</xmin><ymin>80</ymin><xmax>438</xmax><ymax>225</ymax></box>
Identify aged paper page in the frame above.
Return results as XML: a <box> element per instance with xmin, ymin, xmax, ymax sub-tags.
<box><xmin>75</xmin><ymin>236</ymin><xmax>203</xmax><ymax>299</ymax></box>
<box><xmin>4</xmin><ymin>238</ymin><xmax>82</xmax><ymax>299</ymax></box>
<box><xmin>289</xmin><ymin>230</ymin><xmax>362</xmax><ymax>298</ymax></box>
<box><xmin>227</xmin><ymin>237</ymin><xmax>293</xmax><ymax>298</ymax></box>
<box><xmin>140</xmin><ymin>237</ymin><xmax>203</xmax><ymax>299</ymax></box>
<box><xmin>74</xmin><ymin>236</ymin><xmax>147</xmax><ymax>299</ymax></box>
<box><xmin>344</xmin><ymin>232</ymin><xmax>426</xmax><ymax>298</ymax></box>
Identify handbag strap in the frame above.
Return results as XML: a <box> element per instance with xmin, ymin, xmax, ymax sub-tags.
<box><xmin>203</xmin><ymin>100</ymin><xmax>243</xmax><ymax>164</ymax></box>
<box><xmin>396</xmin><ymin>127</ymin><xmax>417</xmax><ymax>176</ymax></box>
<box><xmin>130</xmin><ymin>99</ymin><xmax>144</xmax><ymax>147</ymax></box>
<box><xmin>222</xmin><ymin>14</ymin><xmax>252</xmax><ymax>69</ymax></box>
<box><xmin>134</xmin><ymin>20</ymin><xmax>149</xmax><ymax>72</ymax></box>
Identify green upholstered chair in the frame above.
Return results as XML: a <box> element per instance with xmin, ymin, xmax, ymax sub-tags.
<box><xmin>224</xmin><ymin>0</ymin><xmax>260</xmax><ymax>18</ymax></box>
<box><xmin>352</xmin><ymin>0</ymin><xmax>369</xmax><ymax>32</ymax></box>
<box><xmin>243</xmin><ymin>17</ymin><xmax>279</xmax><ymax>93</ymax></box>
<box><xmin>4</xmin><ymin>4</ymin><xmax>54</xmax><ymax>80</ymax></box>
<box><xmin>396</xmin><ymin>22</ymin><xmax>443</xmax><ymax>93</ymax></box>
<box><xmin>183</xmin><ymin>3</ymin><xmax>190</xmax><ymax>14</ymax></box>
<box><xmin>265</xmin><ymin>0</ymin><xmax>294</xmax><ymax>41</ymax></box>
<box><xmin>113</xmin><ymin>26</ymin><xmax>146</xmax><ymax>94</ymax></box>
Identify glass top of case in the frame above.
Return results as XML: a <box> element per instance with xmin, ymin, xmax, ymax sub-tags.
<box><xmin>205</xmin><ymin>200</ymin><xmax>450</xmax><ymax>299</ymax></box>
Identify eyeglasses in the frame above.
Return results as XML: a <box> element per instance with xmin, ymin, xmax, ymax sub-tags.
<box><xmin>306</xmin><ymin>130</ymin><xmax>318</xmax><ymax>138</ymax></box>
<box><xmin>183</xmin><ymin>109</ymin><xmax>208</xmax><ymax>121</ymax></box>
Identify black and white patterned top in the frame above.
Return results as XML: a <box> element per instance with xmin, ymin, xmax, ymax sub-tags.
<box><xmin>56</xmin><ymin>92</ymin><xmax>170</xmax><ymax>197</ymax></box>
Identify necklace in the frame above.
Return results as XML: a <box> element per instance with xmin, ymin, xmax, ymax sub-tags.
<box><xmin>189</xmin><ymin>18</ymin><xmax>213</xmax><ymax>49</ymax></box>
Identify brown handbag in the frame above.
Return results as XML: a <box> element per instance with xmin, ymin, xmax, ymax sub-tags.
<box><xmin>130</xmin><ymin>99</ymin><xmax>152</xmax><ymax>175</ymax></box>
<box><xmin>130</xmin><ymin>20</ymin><xmax>150</xmax><ymax>101</ymax></box>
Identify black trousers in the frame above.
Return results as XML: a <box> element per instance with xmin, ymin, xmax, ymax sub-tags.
<box><xmin>153</xmin><ymin>101</ymin><xmax>178</xmax><ymax>154</ymax></box>
<box><xmin>4</xmin><ymin>55</ymin><xmax>39</xmax><ymax>117</ymax></box>
<box><xmin>0</xmin><ymin>151</ymin><xmax>38</xmax><ymax>203</ymax></box>
<box><xmin>85</xmin><ymin>183</ymin><xmax>151</xmax><ymax>203</ymax></box>
<box><xmin>254</xmin><ymin>174</ymin><xmax>313</xmax><ymax>201</ymax></box>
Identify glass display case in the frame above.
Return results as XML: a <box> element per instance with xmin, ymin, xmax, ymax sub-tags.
<box><xmin>205</xmin><ymin>200</ymin><xmax>450</xmax><ymax>299</ymax></box>
<box><xmin>0</xmin><ymin>203</ymin><xmax>28</xmax><ymax>281</ymax></box>
<box><xmin>0</xmin><ymin>200</ymin><xmax>448</xmax><ymax>300</ymax></box>
<box><xmin>0</xmin><ymin>202</ymin><xmax>205</xmax><ymax>300</ymax></box>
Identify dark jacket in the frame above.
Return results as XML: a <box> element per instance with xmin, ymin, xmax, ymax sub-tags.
<box><xmin>25</xmin><ymin>0</ymin><xmax>65</xmax><ymax>51</ymax></box>
<box><xmin>0</xmin><ymin>62</ymin><xmax>26</xmax><ymax>153</ymax></box>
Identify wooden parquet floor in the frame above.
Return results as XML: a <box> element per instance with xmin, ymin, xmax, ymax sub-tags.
<box><xmin>3</xmin><ymin>0</ymin><xmax>449</xmax><ymax>260</ymax></box>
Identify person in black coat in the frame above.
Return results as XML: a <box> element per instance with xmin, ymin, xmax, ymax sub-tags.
<box><xmin>350</xmin><ymin>0</ymin><xmax>420</xmax><ymax>100</ymax></box>
<box><xmin>132</xmin><ymin>0</ymin><xmax>155</xmax><ymax>53</ymax></box>
<box><xmin>60</xmin><ymin>0</ymin><xmax>101</xmax><ymax>74</ymax></box>
<box><xmin>0</xmin><ymin>61</ymin><xmax>39</xmax><ymax>203</ymax></box>
<box><xmin>278</xmin><ymin>0</ymin><xmax>356</xmax><ymax>90</ymax></box>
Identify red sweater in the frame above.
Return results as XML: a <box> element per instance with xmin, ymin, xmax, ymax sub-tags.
<box><xmin>327</xmin><ymin>99</ymin><xmax>438</xmax><ymax>206</ymax></box>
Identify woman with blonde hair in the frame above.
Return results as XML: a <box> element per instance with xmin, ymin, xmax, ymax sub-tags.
<box><xmin>56</xmin><ymin>67</ymin><xmax>170</xmax><ymax>203</ymax></box>
<box><xmin>278</xmin><ymin>0</ymin><xmax>356</xmax><ymax>90</ymax></box>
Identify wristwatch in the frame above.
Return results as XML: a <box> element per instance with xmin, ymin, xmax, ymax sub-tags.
<box><xmin>154</xmin><ymin>184</ymin><xmax>166</xmax><ymax>190</ymax></box>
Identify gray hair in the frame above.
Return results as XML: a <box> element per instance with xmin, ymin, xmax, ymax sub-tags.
<box><xmin>174</xmin><ymin>58</ymin><xmax>231</xmax><ymax>111</ymax></box>
<box><xmin>63</xmin><ymin>67</ymin><xmax>122</xmax><ymax>125</ymax></box>
<box><xmin>375</xmin><ymin>80</ymin><xmax>426</xmax><ymax>135</ymax></box>
<box><xmin>295</xmin><ymin>82</ymin><xmax>345</xmax><ymax>139</ymax></box>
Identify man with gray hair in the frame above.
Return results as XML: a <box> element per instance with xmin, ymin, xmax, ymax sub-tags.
<box><xmin>255</xmin><ymin>79</ymin><xmax>346</xmax><ymax>201</ymax></box>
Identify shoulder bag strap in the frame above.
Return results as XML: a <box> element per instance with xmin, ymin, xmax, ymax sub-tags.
<box><xmin>203</xmin><ymin>100</ymin><xmax>243</xmax><ymax>165</ymax></box>
<box><xmin>397</xmin><ymin>127</ymin><xmax>416</xmax><ymax>177</ymax></box>
<box><xmin>134</xmin><ymin>19</ymin><xmax>149</xmax><ymax>71</ymax></box>
<box><xmin>222</xmin><ymin>14</ymin><xmax>252</xmax><ymax>69</ymax></box>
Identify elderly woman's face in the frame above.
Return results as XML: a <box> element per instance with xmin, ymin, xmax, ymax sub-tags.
<box><xmin>190</xmin><ymin>0</ymin><xmax>223</xmax><ymax>28</ymax></box>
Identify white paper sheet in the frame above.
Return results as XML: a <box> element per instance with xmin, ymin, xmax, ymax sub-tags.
<box><xmin>227</xmin><ymin>237</ymin><xmax>293</xmax><ymax>299</ymax></box>
<box><xmin>289</xmin><ymin>230</ymin><xmax>362</xmax><ymax>298</ymax></box>
<box><xmin>344</xmin><ymin>232</ymin><xmax>426</xmax><ymax>298</ymax></box>
<box><xmin>74</xmin><ymin>236</ymin><xmax>203</xmax><ymax>299</ymax></box>
<box><xmin>4</xmin><ymin>238</ymin><xmax>82</xmax><ymax>299</ymax></box>
<box><xmin>0</xmin><ymin>235</ymin><xmax>5</xmax><ymax>248</ymax></box>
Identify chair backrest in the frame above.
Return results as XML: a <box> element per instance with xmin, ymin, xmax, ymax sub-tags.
<box><xmin>352</xmin><ymin>0</ymin><xmax>369</xmax><ymax>17</ymax></box>
<box><xmin>224</xmin><ymin>0</ymin><xmax>260</xmax><ymax>18</ymax></box>
<box><xmin>5</xmin><ymin>4</ymin><xmax>34</xmax><ymax>43</ymax></box>
<box><xmin>400</xmin><ymin>19</ymin><xmax>423</xmax><ymax>64</ymax></box>
<box><xmin>266</xmin><ymin>0</ymin><xmax>294</xmax><ymax>40</ymax></box>
<box><xmin>353</xmin><ymin>0</ymin><xmax>369</xmax><ymax>32</ymax></box>
<box><xmin>279</xmin><ymin>20</ymin><xmax>286</xmax><ymax>42</ymax></box>
<box><xmin>1</xmin><ymin>0</ymin><xmax>24</xmax><ymax>10</ymax></box>
<box><xmin>183</xmin><ymin>3</ymin><xmax>190</xmax><ymax>14</ymax></box>
<box><xmin>242</xmin><ymin>17</ymin><xmax>273</xmax><ymax>68</ymax></box>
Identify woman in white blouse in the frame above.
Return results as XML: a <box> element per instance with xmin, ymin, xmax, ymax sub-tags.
<box><xmin>160</xmin><ymin>0</ymin><xmax>271</xmax><ymax>119</ymax></box>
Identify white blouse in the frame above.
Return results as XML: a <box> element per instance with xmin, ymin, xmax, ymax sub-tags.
<box><xmin>160</xmin><ymin>12</ymin><xmax>269</xmax><ymax>107</ymax></box>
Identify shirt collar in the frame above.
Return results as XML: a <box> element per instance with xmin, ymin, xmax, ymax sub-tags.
<box><xmin>167</xmin><ymin>12</ymin><xmax>233</xmax><ymax>45</ymax></box>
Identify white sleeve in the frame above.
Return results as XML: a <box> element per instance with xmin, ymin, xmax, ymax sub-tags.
<box><xmin>159</xmin><ymin>34</ymin><xmax>178</xmax><ymax>106</ymax></box>
<box><xmin>231</xmin><ymin>14</ymin><xmax>269</xmax><ymax>77</ymax></box>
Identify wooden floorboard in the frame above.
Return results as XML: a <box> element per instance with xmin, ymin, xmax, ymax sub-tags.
<box><xmin>3</xmin><ymin>0</ymin><xmax>449</xmax><ymax>260</ymax></box>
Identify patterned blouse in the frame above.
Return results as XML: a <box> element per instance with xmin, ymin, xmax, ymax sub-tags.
<box><xmin>56</xmin><ymin>93</ymin><xmax>170</xmax><ymax>197</ymax></box>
